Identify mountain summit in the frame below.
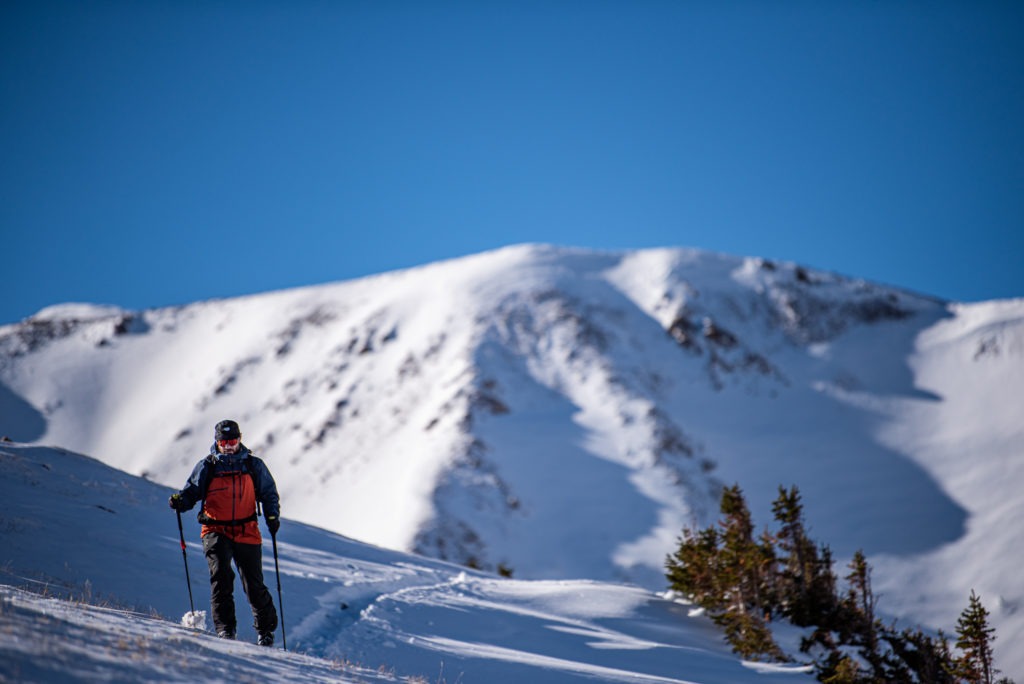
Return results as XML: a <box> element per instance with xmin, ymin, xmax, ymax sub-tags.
<box><xmin>2</xmin><ymin>244</ymin><xmax>1022</xmax><ymax>673</ymax></box>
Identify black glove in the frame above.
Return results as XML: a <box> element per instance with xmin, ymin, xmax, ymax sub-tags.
<box><xmin>266</xmin><ymin>516</ymin><xmax>280</xmax><ymax>535</ymax></box>
<box><xmin>168</xmin><ymin>493</ymin><xmax>187</xmax><ymax>512</ymax></box>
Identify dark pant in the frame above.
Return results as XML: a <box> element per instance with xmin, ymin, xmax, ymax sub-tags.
<box><xmin>203</xmin><ymin>532</ymin><xmax>278</xmax><ymax>636</ymax></box>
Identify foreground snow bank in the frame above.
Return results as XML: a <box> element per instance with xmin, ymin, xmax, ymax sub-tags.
<box><xmin>0</xmin><ymin>585</ymin><xmax>387</xmax><ymax>684</ymax></box>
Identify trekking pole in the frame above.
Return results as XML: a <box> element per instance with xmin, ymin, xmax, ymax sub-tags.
<box><xmin>176</xmin><ymin>510</ymin><xmax>196</xmax><ymax>615</ymax></box>
<box><xmin>271</xmin><ymin>529</ymin><xmax>287</xmax><ymax>651</ymax></box>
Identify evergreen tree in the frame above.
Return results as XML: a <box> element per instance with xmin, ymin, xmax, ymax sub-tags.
<box><xmin>841</xmin><ymin>550</ymin><xmax>883</xmax><ymax>671</ymax></box>
<box><xmin>771</xmin><ymin>486</ymin><xmax>835</xmax><ymax>626</ymax></box>
<box><xmin>954</xmin><ymin>591</ymin><xmax>1000</xmax><ymax>684</ymax></box>
<box><xmin>885</xmin><ymin>628</ymin><xmax>956</xmax><ymax>684</ymax></box>
<box><xmin>719</xmin><ymin>609</ymin><xmax>785</xmax><ymax>661</ymax></box>
<box><xmin>819</xmin><ymin>655</ymin><xmax>862</xmax><ymax>684</ymax></box>
<box><xmin>772</xmin><ymin>486</ymin><xmax>809</xmax><ymax>614</ymax></box>
<box><xmin>666</xmin><ymin>526</ymin><xmax>724</xmax><ymax>612</ymax></box>
<box><xmin>666</xmin><ymin>484</ymin><xmax>784</xmax><ymax>660</ymax></box>
<box><xmin>845</xmin><ymin>551</ymin><xmax>875</xmax><ymax>626</ymax></box>
<box><xmin>719</xmin><ymin>485</ymin><xmax>763</xmax><ymax>613</ymax></box>
<box><xmin>666</xmin><ymin>484</ymin><xmax>1014</xmax><ymax>683</ymax></box>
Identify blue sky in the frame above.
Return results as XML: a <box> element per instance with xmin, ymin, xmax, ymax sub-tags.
<box><xmin>3</xmin><ymin>1</ymin><xmax>1022</xmax><ymax>325</ymax></box>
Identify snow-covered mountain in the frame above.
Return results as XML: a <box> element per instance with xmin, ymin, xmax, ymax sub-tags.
<box><xmin>2</xmin><ymin>244</ymin><xmax>1022</xmax><ymax>676</ymax></box>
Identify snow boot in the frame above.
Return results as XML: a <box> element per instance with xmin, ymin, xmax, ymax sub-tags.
<box><xmin>257</xmin><ymin>631</ymin><xmax>274</xmax><ymax>647</ymax></box>
<box><xmin>217</xmin><ymin>630</ymin><xmax>236</xmax><ymax>640</ymax></box>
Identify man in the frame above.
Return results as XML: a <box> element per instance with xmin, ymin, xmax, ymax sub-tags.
<box><xmin>169</xmin><ymin>419</ymin><xmax>281</xmax><ymax>646</ymax></box>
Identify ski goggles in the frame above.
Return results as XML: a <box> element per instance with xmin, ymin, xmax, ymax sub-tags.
<box><xmin>217</xmin><ymin>438</ymin><xmax>240</xmax><ymax>447</ymax></box>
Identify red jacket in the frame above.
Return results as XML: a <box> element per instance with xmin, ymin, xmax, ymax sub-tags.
<box><xmin>201</xmin><ymin>466</ymin><xmax>262</xmax><ymax>543</ymax></box>
<box><xmin>175</xmin><ymin>446</ymin><xmax>280</xmax><ymax>545</ymax></box>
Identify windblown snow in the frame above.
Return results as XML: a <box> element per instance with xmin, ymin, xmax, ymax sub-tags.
<box><xmin>1</xmin><ymin>244</ymin><xmax>1022</xmax><ymax>680</ymax></box>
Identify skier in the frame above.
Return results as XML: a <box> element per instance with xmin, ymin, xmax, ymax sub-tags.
<box><xmin>169</xmin><ymin>419</ymin><xmax>281</xmax><ymax>646</ymax></box>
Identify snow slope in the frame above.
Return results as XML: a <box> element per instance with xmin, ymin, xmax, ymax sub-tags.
<box><xmin>1</xmin><ymin>244</ymin><xmax>1021</xmax><ymax>677</ymax></box>
<box><xmin>0</xmin><ymin>585</ymin><xmax>382</xmax><ymax>684</ymax></box>
<box><xmin>0</xmin><ymin>443</ymin><xmax>813</xmax><ymax>683</ymax></box>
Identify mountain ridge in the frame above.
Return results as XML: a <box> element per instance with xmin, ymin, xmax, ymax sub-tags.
<box><xmin>2</xmin><ymin>244</ymin><xmax>1022</xmax><ymax>676</ymax></box>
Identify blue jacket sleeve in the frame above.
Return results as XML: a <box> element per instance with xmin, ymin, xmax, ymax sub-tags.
<box><xmin>252</xmin><ymin>457</ymin><xmax>281</xmax><ymax>519</ymax></box>
<box><xmin>176</xmin><ymin>459</ymin><xmax>210</xmax><ymax>511</ymax></box>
